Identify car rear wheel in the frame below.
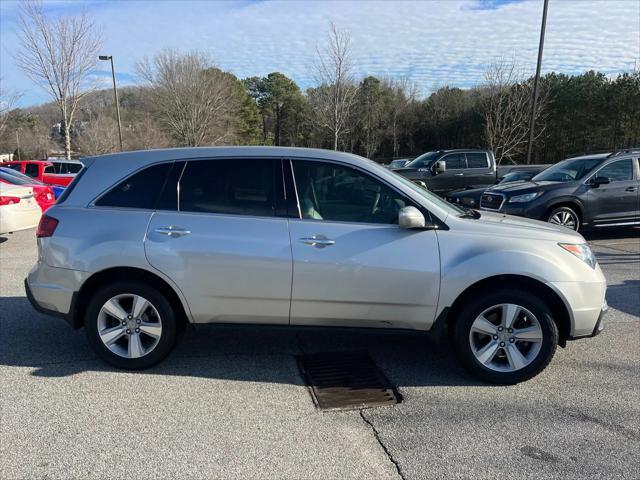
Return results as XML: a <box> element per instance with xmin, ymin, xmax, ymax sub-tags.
<box><xmin>85</xmin><ymin>282</ymin><xmax>178</xmax><ymax>369</ymax></box>
<box><xmin>547</xmin><ymin>206</ymin><xmax>580</xmax><ymax>231</ymax></box>
<box><xmin>452</xmin><ymin>289</ymin><xmax>558</xmax><ymax>384</ymax></box>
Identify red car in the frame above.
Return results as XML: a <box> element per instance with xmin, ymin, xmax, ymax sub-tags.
<box><xmin>1</xmin><ymin>160</ymin><xmax>75</xmax><ymax>187</ymax></box>
<box><xmin>0</xmin><ymin>167</ymin><xmax>56</xmax><ymax>212</ymax></box>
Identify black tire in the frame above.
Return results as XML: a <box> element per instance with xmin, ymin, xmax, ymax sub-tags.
<box><xmin>547</xmin><ymin>206</ymin><xmax>580</xmax><ymax>231</ymax></box>
<box><xmin>85</xmin><ymin>281</ymin><xmax>178</xmax><ymax>369</ymax></box>
<box><xmin>452</xmin><ymin>288</ymin><xmax>559</xmax><ymax>384</ymax></box>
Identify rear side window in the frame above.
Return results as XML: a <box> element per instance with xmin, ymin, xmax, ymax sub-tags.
<box><xmin>95</xmin><ymin>163</ymin><xmax>173</xmax><ymax>209</ymax></box>
<box><xmin>595</xmin><ymin>159</ymin><xmax>633</xmax><ymax>182</ymax></box>
<box><xmin>25</xmin><ymin>164</ymin><xmax>39</xmax><ymax>177</ymax></box>
<box><xmin>6</xmin><ymin>164</ymin><xmax>22</xmax><ymax>172</ymax></box>
<box><xmin>466</xmin><ymin>153</ymin><xmax>488</xmax><ymax>168</ymax></box>
<box><xmin>178</xmin><ymin>159</ymin><xmax>276</xmax><ymax>217</ymax></box>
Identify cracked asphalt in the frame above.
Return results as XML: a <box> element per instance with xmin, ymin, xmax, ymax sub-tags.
<box><xmin>1</xmin><ymin>227</ymin><xmax>638</xmax><ymax>479</ymax></box>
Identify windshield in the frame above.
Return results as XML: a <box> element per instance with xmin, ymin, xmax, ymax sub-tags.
<box><xmin>389</xmin><ymin>170</ymin><xmax>466</xmax><ymax>216</ymax></box>
<box><xmin>499</xmin><ymin>171</ymin><xmax>532</xmax><ymax>184</ymax></box>
<box><xmin>533</xmin><ymin>157</ymin><xmax>602</xmax><ymax>183</ymax></box>
<box><xmin>406</xmin><ymin>151</ymin><xmax>440</xmax><ymax>168</ymax></box>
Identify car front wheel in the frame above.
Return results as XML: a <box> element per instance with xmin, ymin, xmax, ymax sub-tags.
<box><xmin>547</xmin><ymin>206</ymin><xmax>580</xmax><ymax>231</ymax></box>
<box><xmin>84</xmin><ymin>282</ymin><xmax>178</xmax><ymax>369</ymax></box>
<box><xmin>452</xmin><ymin>289</ymin><xmax>559</xmax><ymax>384</ymax></box>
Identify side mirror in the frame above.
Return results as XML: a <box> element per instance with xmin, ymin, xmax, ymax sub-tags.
<box><xmin>434</xmin><ymin>160</ymin><xmax>446</xmax><ymax>174</ymax></box>
<box><xmin>398</xmin><ymin>206</ymin><xmax>426</xmax><ymax>229</ymax></box>
<box><xmin>590</xmin><ymin>176</ymin><xmax>610</xmax><ymax>187</ymax></box>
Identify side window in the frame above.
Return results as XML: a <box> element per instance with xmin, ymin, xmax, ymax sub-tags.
<box><xmin>292</xmin><ymin>160</ymin><xmax>408</xmax><ymax>224</ymax></box>
<box><xmin>25</xmin><ymin>164</ymin><xmax>39</xmax><ymax>177</ymax></box>
<box><xmin>596</xmin><ymin>159</ymin><xmax>633</xmax><ymax>182</ymax></box>
<box><xmin>178</xmin><ymin>159</ymin><xmax>276</xmax><ymax>217</ymax></box>
<box><xmin>7</xmin><ymin>164</ymin><xmax>21</xmax><ymax>172</ymax></box>
<box><xmin>466</xmin><ymin>153</ymin><xmax>489</xmax><ymax>169</ymax></box>
<box><xmin>95</xmin><ymin>162</ymin><xmax>173</xmax><ymax>209</ymax></box>
<box><xmin>441</xmin><ymin>154</ymin><xmax>465</xmax><ymax>169</ymax></box>
<box><xmin>44</xmin><ymin>165</ymin><xmax>54</xmax><ymax>174</ymax></box>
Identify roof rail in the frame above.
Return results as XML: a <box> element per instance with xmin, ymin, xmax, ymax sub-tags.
<box><xmin>607</xmin><ymin>148</ymin><xmax>640</xmax><ymax>158</ymax></box>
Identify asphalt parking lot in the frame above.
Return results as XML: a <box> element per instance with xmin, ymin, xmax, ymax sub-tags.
<box><xmin>1</xmin><ymin>228</ymin><xmax>638</xmax><ymax>480</ymax></box>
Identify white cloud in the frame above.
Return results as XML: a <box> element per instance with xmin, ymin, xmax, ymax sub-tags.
<box><xmin>1</xmin><ymin>0</ymin><xmax>638</xmax><ymax>106</ymax></box>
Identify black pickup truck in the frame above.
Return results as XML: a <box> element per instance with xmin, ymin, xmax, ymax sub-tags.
<box><xmin>391</xmin><ymin>149</ymin><xmax>547</xmax><ymax>196</ymax></box>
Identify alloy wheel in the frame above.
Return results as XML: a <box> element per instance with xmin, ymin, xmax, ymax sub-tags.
<box><xmin>469</xmin><ymin>303</ymin><xmax>543</xmax><ymax>372</ymax></box>
<box><xmin>549</xmin><ymin>209</ymin><xmax>578</xmax><ymax>230</ymax></box>
<box><xmin>97</xmin><ymin>293</ymin><xmax>163</xmax><ymax>359</ymax></box>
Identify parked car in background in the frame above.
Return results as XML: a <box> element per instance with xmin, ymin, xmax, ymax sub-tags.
<box><xmin>446</xmin><ymin>169</ymin><xmax>546</xmax><ymax>208</ymax></box>
<box><xmin>1</xmin><ymin>160</ymin><xmax>76</xmax><ymax>187</ymax></box>
<box><xmin>0</xmin><ymin>167</ymin><xmax>55</xmax><ymax>212</ymax></box>
<box><xmin>47</xmin><ymin>159</ymin><xmax>84</xmax><ymax>174</ymax></box>
<box><xmin>391</xmin><ymin>149</ymin><xmax>548</xmax><ymax>196</ymax></box>
<box><xmin>385</xmin><ymin>158</ymin><xmax>412</xmax><ymax>169</ymax></box>
<box><xmin>480</xmin><ymin>150</ymin><xmax>640</xmax><ymax>231</ymax></box>
<box><xmin>0</xmin><ymin>183</ymin><xmax>42</xmax><ymax>234</ymax></box>
<box><xmin>27</xmin><ymin>147</ymin><xmax>607</xmax><ymax>384</ymax></box>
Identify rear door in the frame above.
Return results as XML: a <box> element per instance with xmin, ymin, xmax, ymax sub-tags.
<box><xmin>585</xmin><ymin>158</ymin><xmax>638</xmax><ymax>224</ymax></box>
<box><xmin>464</xmin><ymin>152</ymin><xmax>495</xmax><ymax>187</ymax></box>
<box><xmin>144</xmin><ymin>157</ymin><xmax>293</xmax><ymax>325</ymax></box>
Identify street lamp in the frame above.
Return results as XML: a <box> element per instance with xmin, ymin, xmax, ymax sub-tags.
<box><xmin>526</xmin><ymin>0</ymin><xmax>549</xmax><ymax>164</ymax></box>
<box><xmin>99</xmin><ymin>55</ymin><xmax>124</xmax><ymax>151</ymax></box>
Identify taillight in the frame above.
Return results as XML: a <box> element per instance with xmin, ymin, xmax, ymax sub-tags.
<box><xmin>0</xmin><ymin>196</ymin><xmax>20</xmax><ymax>206</ymax></box>
<box><xmin>36</xmin><ymin>215</ymin><xmax>59</xmax><ymax>238</ymax></box>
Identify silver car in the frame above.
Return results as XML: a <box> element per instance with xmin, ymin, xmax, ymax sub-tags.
<box><xmin>26</xmin><ymin>147</ymin><xmax>607</xmax><ymax>384</ymax></box>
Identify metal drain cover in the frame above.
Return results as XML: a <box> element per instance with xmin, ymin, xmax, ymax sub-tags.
<box><xmin>297</xmin><ymin>352</ymin><xmax>401</xmax><ymax>411</ymax></box>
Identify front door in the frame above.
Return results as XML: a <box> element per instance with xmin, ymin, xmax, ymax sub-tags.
<box><xmin>585</xmin><ymin>158</ymin><xmax>639</xmax><ymax>225</ymax></box>
<box><xmin>425</xmin><ymin>153</ymin><xmax>467</xmax><ymax>195</ymax></box>
<box><xmin>288</xmin><ymin>159</ymin><xmax>441</xmax><ymax>330</ymax></box>
<box><xmin>145</xmin><ymin>158</ymin><xmax>293</xmax><ymax>325</ymax></box>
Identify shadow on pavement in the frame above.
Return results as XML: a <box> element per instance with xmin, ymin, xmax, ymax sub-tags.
<box><xmin>0</xmin><ymin>296</ymin><xmax>489</xmax><ymax>388</ymax></box>
<box><xmin>606</xmin><ymin>280</ymin><xmax>640</xmax><ymax>318</ymax></box>
<box><xmin>583</xmin><ymin>226</ymin><xmax>640</xmax><ymax>242</ymax></box>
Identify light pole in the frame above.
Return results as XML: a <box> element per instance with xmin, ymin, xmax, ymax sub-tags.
<box><xmin>526</xmin><ymin>0</ymin><xmax>549</xmax><ymax>164</ymax></box>
<box><xmin>99</xmin><ymin>55</ymin><xmax>124</xmax><ymax>151</ymax></box>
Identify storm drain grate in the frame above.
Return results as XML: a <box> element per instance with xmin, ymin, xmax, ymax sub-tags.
<box><xmin>297</xmin><ymin>352</ymin><xmax>401</xmax><ymax>411</ymax></box>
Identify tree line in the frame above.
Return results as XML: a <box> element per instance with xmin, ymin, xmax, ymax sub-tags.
<box><xmin>1</xmin><ymin>2</ymin><xmax>638</xmax><ymax>165</ymax></box>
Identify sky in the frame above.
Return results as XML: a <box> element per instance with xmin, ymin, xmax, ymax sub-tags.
<box><xmin>1</xmin><ymin>0</ymin><xmax>639</xmax><ymax>107</ymax></box>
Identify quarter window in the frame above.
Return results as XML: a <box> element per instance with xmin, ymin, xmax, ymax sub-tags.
<box><xmin>595</xmin><ymin>160</ymin><xmax>633</xmax><ymax>182</ymax></box>
<box><xmin>466</xmin><ymin>153</ymin><xmax>488</xmax><ymax>168</ymax></box>
<box><xmin>292</xmin><ymin>160</ymin><xmax>409</xmax><ymax>224</ymax></box>
<box><xmin>178</xmin><ymin>159</ymin><xmax>277</xmax><ymax>217</ymax></box>
<box><xmin>95</xmin><ymin>162</ymin><xmax>173</xmax><ymax>209</ymax></box>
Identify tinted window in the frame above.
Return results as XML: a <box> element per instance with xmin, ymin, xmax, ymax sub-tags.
<box><xmin>466</xmin><ymin>153</ymin><xmax>488</xmax><ymax>168</ymax></box>
<box><xmin>52</xmin><ymin>162</ymin><xmax>83</xmax><ymax>174</ymax></box>
<box><xmin>6</xmin><ymin>164</ymin><xmax>22</xmax><ymax>172</ymax></box>
<box><xmin>292</xmin><ymin>161</ymin><xmax>408</xmax><ymax>224</ymax></box>
<box><xmin>155</xmin><ymin>161</ymin><xmax>185</xmax><ymax>211</ymax></box>
<box><xmin>179</xmin><ymin>159</ymin><xmax>276</xmax><ymax>217</ymax></box>
<box><xmin>441</xmin><ymin>154</ymin><xmax>465</xmax><ymax>169</ymax></box>
<box><xmin>95</xmin><ymin>163</ymin><xmax>173</xmax><ymax>209</ymax></box>
<box><xmin>595</xmin><ymin>159</ymin><xmax>633</xmax><ymax>182</ymax></box>
<box><xmin>25</xmin><ymin>164</ymin><xmax>39</xmax><ymax>177</ymax></box>
<box><xmin>44</xmin><ymin>165</ymin><xmax>54</xmax><ymax>174</ymax></box>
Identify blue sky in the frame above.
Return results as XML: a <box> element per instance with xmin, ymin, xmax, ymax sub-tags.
<box><xmin>1</xmin><ymin>0</ymin><xmax>638</xmax><ymax>107</ymax></box>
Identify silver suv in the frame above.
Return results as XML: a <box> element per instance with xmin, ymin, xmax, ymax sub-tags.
<box><xmin>26</xmin><ymin>147</ymin><xmax>607</xmax><ymax>384</ymax></box>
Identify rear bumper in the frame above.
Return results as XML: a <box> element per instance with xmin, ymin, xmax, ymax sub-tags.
<box><xmin>25</xmin><ymin>278</ymin><xmax>79</xmax><ymax>328</ymax></box>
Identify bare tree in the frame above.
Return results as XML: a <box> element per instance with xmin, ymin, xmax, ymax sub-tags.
<box><xmin>137</xmin><ymin>50</ymin><xmax>239</xmax><ymax>146</ymax></box>
<box><xmin>482</xmin><ymin>57</ymin><xmax>548</xmax><ymax>164</ymax></box>
<box><xmin>0</xmin><ymin>78</ymin><xmax>22</xmax><ymax>138</ymax></box>
<box><xmin>312</xmin><ymin>22</ymin><xmax>359</xmax><ymax>150</ymax></box>
<box><xmin>123</xmin><ymin>116</ymin><xmax>170</xmax><ymax>151</ymax></box>
<box><xmin>383</xmin><ymin>77</ymin><xmax>417</xmax><ymax>158</ymax></box>
<box><xmin>15</xmin><ymin>1</ymin><xmax>102</xmax><ymax>159</ymax></box>
<box><xmin>75</xmin><ymin>115</ymin><xmax>119</xmax><ymax>156</ymax></box>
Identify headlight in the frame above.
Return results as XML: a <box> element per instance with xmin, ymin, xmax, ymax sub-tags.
<box><xmin>508</xmin><ymin>192</ymin><xmax>543</xmax><ymax>203</ymax></box>
<box><xmin>558</xmin><ymin>243</ymin><xmax>597</xmax><ymax>269</ymax></box>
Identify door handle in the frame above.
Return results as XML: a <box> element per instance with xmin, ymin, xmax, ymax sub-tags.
<box><xmin>299</xmin><ymin>235</ymin><xmax>335</xmax><ymax>248</ymax></box>
<box><xmin>625</xmin><ymin>187</ymin><xmax>637</xmax><ymax>192</ymax></box>
<box><xmin>154</xmin><ymin>226</ymin><xmax>191</xmax><ymax>237</ymax></box>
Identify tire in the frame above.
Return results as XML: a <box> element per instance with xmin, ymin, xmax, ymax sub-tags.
<box><xmin>452</xmin><ymin>288</ymin><xmax>559</xmax><ymax>384</ymax></box>
<box><xmin>84</xmin><ymin>281</ymin><xmax>178</xmax><ymax>369</ymax></box>
<box><xmin>547</xmin><ymin>206</ymin><xmax>580</xmax><ymax>231</ymax></box>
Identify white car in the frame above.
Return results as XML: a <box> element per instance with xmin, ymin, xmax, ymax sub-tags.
<box><xmin>0</xmin><ymin>183</ymin><xmax>42</xmax><ymax>235</ymax></box>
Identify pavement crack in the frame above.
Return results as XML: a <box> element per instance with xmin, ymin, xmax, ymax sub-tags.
<box><xmin>359</xmin><ymin>409</ymin><xmax>406</xmax><ymax>480</ymax></box>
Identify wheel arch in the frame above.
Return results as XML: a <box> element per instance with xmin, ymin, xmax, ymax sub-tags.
<box><xmin>545</xmin><ymin>198</ymin><xmax>585</xmax><ymax>223</ymax></box>
<box><xmin>73</xmin><ymin>266</ymin><xmax>191</xmax><ymax>329</ymax></box>
<box><xmin>442</xmin><ymin>274</ymin><xmax>571</xmax><ymax>347</ymax></box>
